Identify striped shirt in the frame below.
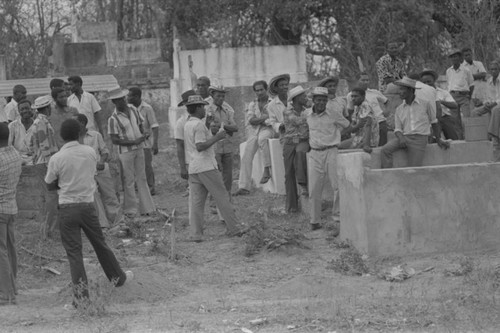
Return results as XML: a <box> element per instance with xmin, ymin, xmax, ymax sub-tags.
<box><xmin>107</xmin><ymin>106</ymin><xmax>144</xmax><ymax>154</ymax></box>
<box><xmin>29</xmin><ymin>113</ymin><xmax>59</xmax><ymax>165</ymax></box>
<box><xmin>0</xmin><ymin>146</ymin><xmax>23</xmax><ymax>214</ymax></box>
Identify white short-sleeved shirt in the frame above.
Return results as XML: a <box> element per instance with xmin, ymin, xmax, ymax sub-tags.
<box><xmin>415</xmin><ymin>81</ymin><xmax>438</xmax><ymax>116</ymax></box>
<box><xmin>174</xmin><ymin>111</ymin><xmax>188</xmax><ymax>141</ymax></box>
<box><xmin>67</xmin><ymin>91</ymin><xmax>102</xmax><ymax>131</ymax></box>
<box><xmin>137</xmin><ymin>101</ymin><xmax>159</xmax><ymax>148</ymax></box>
<box><xmin>462</xmin><ymin>60</ymin><xmax>486</xmax><ymax>85</ymax></box>
<box><xmin>446</xmin><ymin>66</ymin><xmax>474</xmax><ymax>92</ymax></box>
<box><xmin>184</xmin><ymin>117</ymin><xmax>217</xmax><ymax>174</ymax></box>
<box><xmin>435</xmin><ymin>87</ymin><xmax>455</xmax><ymax>116</ymax></box>
<box><xmin>4</xmin><ymin>99</ymin><xmax>18</xmax><ymax>122</ymax></box>
<box><xmin>45</xmin><ymin>141</ymin><xmax>97</xmax><ymax>204</ymax></box>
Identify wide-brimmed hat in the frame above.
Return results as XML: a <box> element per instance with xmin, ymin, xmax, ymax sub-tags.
<box><xmin>178</xmin><ymin>90</ymin><xmax>196</xmax><ymax>107</ymax></box>
<box><xmin>420</xmin><ymin>68</ymin><xmax>438</xmax><ymax>80</ymax></box>
<box><xmin>32</xmin><ymin>95</ymin><xmax>52</xmax><ymax>109</ymax></box>
<box><xmin>310</xmin><ymin>87</ymin><xmax>329</xmax><ymax>97</ymax></box>
<box><xmin>288</xmin><ymin>85</ymin><xmax>307</xmax><ymax>101</ymax></box>
<box><xmin>448</xmin><ymin>48</ymin><xmax>462</xmax><ymax>58</ymax></box>
<box><xmin>208</xmin><ymin>85</ymin><xmax>228</xmax><ymax>94</ymax></box>
<box><xmin>269</xmin><ymin>74</ymin><xmax>290</xmax><ymax>93</ymax></box>
<box><xmin>185</xmin><ymin>95</ymin><xmax>209</xmax><ymax>106</ymax></box>
<box><xmin>318</xmin><ymin>76</ymin><xmax>339</xmax><ymax>87</ymax></box>
<box><xmin>394</xmin><ymin>77</ymin><xmax>421</xmax><ymax>89</ymax></box>
<box><xmin>106</xmin><ymin>87</ymin><xmax>129</xmax><ymax>100</ymax></box>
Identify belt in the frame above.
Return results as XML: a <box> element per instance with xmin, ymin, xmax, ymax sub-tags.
<box><xmin>311</xmin><ymin>145</ymin><xmax>337</xmax><ymax>151</ymax></box>
<box><xmin>58</xmin><ymin>202</ymin><xmax>94</xmax><ymax>209</ymax></box>
<box><xmin>450</xmin><ymin>90</ymin><xmax>469</xmax><ymax>95</ymax></box>
<box><xmin>282</xmin><ymin>137</ymin><xmax>308</xmax><ymax>145</ymax></box>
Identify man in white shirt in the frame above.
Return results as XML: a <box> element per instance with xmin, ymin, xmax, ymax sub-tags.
<box><xmin>45</xmin><ymin>118</ymin><xmax>130</xmax><ymax>308</ymax></box>
<box><xmin>4</xmin><ymin>85</ymin><xmax>27</xmax><ymax>122</ymax></box>
<box><xmin>446</xmin><ymin>49</ymin><xmax>474</xmax><ymax>119</ymax></box>
<box><xmin>462</xmin><ymin>47</ymin><xmax>487</xmax><ymax>87</ymax></box>
<box><xmin>183</xmin><ymin>95</ymin><xmax>246</xmax><ymax>242</ymax></box>
<box><xmin>266</xmin><ymin>74</ymin><xmax>290</xmax><ymax>135</ymax></box>
<box><xmin>174</xmin><ymin>90</ymin><xmax>196</xmax><ymax>180</ymax></box>
<box><xmin>420</xmin><ymin>69</ymin><xmax>460</xmax><ymax>140</ymax></box>
<box><xmin>67</xmin><ymin>76</ymin><xmax>102</xmax><ymax>133</ymax></box>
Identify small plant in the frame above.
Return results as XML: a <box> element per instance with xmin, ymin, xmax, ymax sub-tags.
<box><xmin>327</xmin><ymin>246</ymin><xmax>369</xmax><ymax>276</ymax></box>
<box><xmin>72</xmin><ymin>277</ymin><xmax>117</xmax><ymax>317</ymax></box>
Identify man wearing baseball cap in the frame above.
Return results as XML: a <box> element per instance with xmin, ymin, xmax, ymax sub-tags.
<box><xmin>381</xmin><ymin>77</ymin><xmax>449</xmax><ymax>169</ymax></box>
<box><xmin>30</xmin><ymin>95</ymin><xmax>59</xmax><ymax>238</ymax></box>
<box><xmin>107</xmin><ymin>87</ymin><xmax>155</xmax><ymax>217</ymax></box>
<box><xmin>305</xmin><ymin>86</ymin><xmax>350</xmax><ymax>231</ymax></box>
<box><xmin>183</xmin><ymin>95</ymin><xmax>246</xmax><ymax>242</ymax></box>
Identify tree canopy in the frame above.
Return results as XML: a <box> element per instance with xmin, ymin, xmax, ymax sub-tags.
<box><xmin>1</xmin><ymin>0</ymin><xmax>499</xmax><ymax>81</ymax></box>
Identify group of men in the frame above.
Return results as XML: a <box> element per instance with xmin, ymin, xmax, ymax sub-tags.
<box><xmin>0</xmin><ymin>77</ymin><xmax>161</xmax><ymax>306</ymax></box>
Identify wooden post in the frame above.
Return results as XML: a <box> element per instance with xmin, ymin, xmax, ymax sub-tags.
<box><xmin>170</xmin><ymin>208</ymin><xmax>176</xmax><ymax>261</ymax></box>
<box><xmin>0</xmin><ymin>55</ymin><xmax>6</xmax><ymax>80</ymax></box>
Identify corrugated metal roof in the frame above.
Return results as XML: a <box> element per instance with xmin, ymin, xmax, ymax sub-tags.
<box><xmin>0</xmin><ymin>75</ymin><xmax>119</xmax><ymax>97</ymax></box>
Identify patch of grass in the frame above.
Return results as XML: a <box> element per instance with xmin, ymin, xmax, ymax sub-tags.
<box><xmin>326</xmin><ymin>245</ymin><xmax>369</xmax><ymax>276</ymax></box>
<box><xmin>73</xmin><ymin>277</ymin><xmax>118</xmax><ymax>317</ymax></box>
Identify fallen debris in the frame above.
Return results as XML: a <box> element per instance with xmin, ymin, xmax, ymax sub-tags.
<box><xmin>445</xmin><ymin>256</ymin><xmax>474</xmax><ymax>276</ymax></box>
<box><xmin>381</xmin><ymin>265</ymin><xmax>416</xmax><ymax>282</ymax></box>
<box><xmin>249</xmin><ymin>318</ymin><xmax>267</xmax><ymax>326</ymax></box>
<box><xmin>43</xmin><ymin>267</ymin><xmax>61</xmax><ymax>275</ymax></box>
<box><xmin>20</xmin><ymin>246</ymin><xmax>65</xmax><ymax>262</ymax></box>
<box><xmin>327</xmin><ymin>247</ymin><xmax>369</xmax><ymax>276</ymax></box>
<box><xmin>241</xmin><ymin>328</ymin><xmax>254</xmax><ymax>333</ymax></box>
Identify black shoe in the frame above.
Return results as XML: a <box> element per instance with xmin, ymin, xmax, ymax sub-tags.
<box><xmin>311</xmin><ymin>223</ymin><xmax>322</xmax><ymax>231</ymax></box>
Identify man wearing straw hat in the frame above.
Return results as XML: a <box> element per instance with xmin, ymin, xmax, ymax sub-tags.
<box><xmin>281</xmin><ymin>85</ymin><xmax>310</xmax><ymax>213</ymax></box>
<box><xmin>381</xmin><ymin>77</ymin><xmax>449</xmax><ymax>169</ymax></box>
<box><xmin>183</xmin><ymin>95</ymin><xmax>246</xmax><ymax>242</ymax></box>
<box><xmin>30</xmin><ymin>95</ymin><xmax>59</xmax><ymax>238</ymax></box>
<box><xmin>107</xmin><ymin>87</ymin><xmax>156</xmax><ymax>217</ymax></box>
<box><xmin>205</xmin><ymin>85</ymin><xmax>238</xmax><ymax>198</ymax></box>
<box><xmin>306</xmin><ymin>87</ymin><xmax>350</xmax><ymax>231</ymax></box>
<box><xmin>266</xmin><ymin>74</ymin><xmax>290</xmax><ymax>135</ymax></box>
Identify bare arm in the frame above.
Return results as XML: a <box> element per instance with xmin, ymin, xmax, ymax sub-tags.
<box><xmin>110</xmin><ymin>133</ymin><xmax>144</xmax><ymax>146</ymax></box>
<box><xmin>196</xmin><ymin>131</ymin><xmax>226</xmax><ymax>152</ymax></box>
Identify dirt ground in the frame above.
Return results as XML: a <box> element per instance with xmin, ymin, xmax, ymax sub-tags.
<box><xmin>2</xmin><ymin>124</ymin><xmax>500</xmax><ymax>333</ymax></box>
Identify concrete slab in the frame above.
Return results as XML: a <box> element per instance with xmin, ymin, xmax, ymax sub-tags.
<box><xmin>338</xmin><ymin>152</ymin><xmax>500</xmax><ymax>256</ymax></box>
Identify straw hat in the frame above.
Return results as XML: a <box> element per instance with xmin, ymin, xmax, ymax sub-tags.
<box><xmin>448</xmin><ymin>48</ymin><xmax>462</xmax><ymax>58</ymax></box>
<box><xmin>318</xmin><ymin>76</ymin><xmax>339</xmax><ymax>87</ymax></box>
<box><xmin>269</xmin><ymin>74</ymin><xmax>290</xmax><ymax>93</ymax></box>
<box><xmin>106</xmin><ymin>87</ymin><xmax>129</xmax><ymax>100</ymax></box>
<box><xmin>310</xmin><ymin>87</ymin><xmax>329</xmax><ymax>97</ymax></box>
<box><xmin>32</xmin><ymin>95</ymin><xmax>52</xmax><ymax>109</ymax></box>
<box><xmin>393</xmin><ymin>77</ymin><xmax>421</xmax><ymax>89</ymax></box>
<box><xmin>208</xmin><ymin>84</ymin><xmax>229</xmax><ymax>95</ymax></box>
<box><xmin>178</xmin><ymin>90</ymin><xmax>196</xmax><ymax>107</ymax></box>
<box><xmin>185</xmin><ymin>95</ymin><xmax>209</xmax><ymax>106</ymax></box>
<box><xmin>287</xmin><ymin>85</ymin><xmax>307</xmax><ymax>101</ymax></box>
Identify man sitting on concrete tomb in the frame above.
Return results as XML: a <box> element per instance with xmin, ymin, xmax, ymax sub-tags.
<box><xmin>376</xmin><ymin>41</ymin><xmax>407</xmax><ymax>93</ymax></box>
<box><xmin>67</xmin><ymin>76</ymin><xmax>103</xmax><ymax>133</ymax></box>
<box><xmin>50</xmin><ymin>87</ymin><xmax>79</xmax><ymax>149</ymax></box>
<box><xmin>281</xmin><ymin>85</ymin><xmax>310</xmax><ymax>213</ymax></box>
<box><xmin>175</xmin><ymin>90</ymin><xmax>197</xmax><ymax>181</ymax></box>
<box><xmin>234</xmin><ymin>80</ymin><xmax>274</xmax><ymax>196</ymax></box>
<box><xmin>127</xmin><ymin>87</ymin><xmax>160</xmax><ymax>196</ymax></box>
<box><xmin>447</xmin><ymin>49</ymin><xmax>474</xmax><ymax>121</ymax></box>
<box><xmin>352</xmin><ymin>72</ymin><xmax>390</xmax><ymax>146</ymax></box>
<box><xmin>420</xmin><ymin>69</ymin><xmax>461</xmax><ymax>140</ymax></box>
<box><xmin>0</xmin><ymin>122</ymin><xmax>22</xmax><ymax>306</ymax></box>
<box><xmin>44</xmin><ymin>118</ymin><xmax>131</xmax><ymax>309</ymax></box>
<box><xmin>183</xmin><ymin>95</ymin><xmax>246</xmax><ymax>242</ymax></box>
<box><xmin>8</xmin><ymin>100</ymin><xmax>34</xmax><ymax>159</ymax></box>
<box><xmin>205</xmin><ymin>85</ymin><xmax>238</xmax><ymax>198</ymax></box>
<box><xmin>29</xmin><ymin>96</ymin><xmax>59</xmax><ymax>238</ymax></box>
<box><xmin>340</xmin><ymin>87</ymin><xmax>379</xmax><ymax>153</ymax></box>
<box><xmin>4</xmin><ymin>85</ymin><xmax>27</xmax><ymax>122</ymax></box>
<box><xmin>107</xmin><ymin>87</ymin><xmax>156</xmax><ymax>218</ymax></box>
<box><xmin>266</xmin><ymin>74</ymin><xmax>290</xmax><ymax>135</ymax></box>
<box><xmin>381</xmin><ymin>77</ymin><xmax>449</xmax><ymax>169</ymax></box>
<box><xmin>75</xmin><ymin>114</ymin><xmax>122</xmax><ymax>228</ymax></box>
<box><xmin>305</xmin><ymin>87</ymin><xmax>350</xmax><ymax>231</ymax></box>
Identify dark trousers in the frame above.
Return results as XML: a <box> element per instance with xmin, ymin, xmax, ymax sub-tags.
<box><xmin>144</xmin><ymin>148</ymin><xmax>155</xmax><ymax>190</ymax></box>
<box><xmin>216</xmin><ymin>152</ymin><xmax>233</xmax><ymax>193</ymax></box>
<box><xmin>58</xmin><ymin>203</ymin><xmax>125</xmax><ymax>301</ymax></box>
<box><xmin>34</xmin><ymin>163</ymin><xmax>59</xmax><ymax>237</ymax></box>
<box><xmin>378</xmin><ymin>120</ymin><xmax>389</xmax><ymax>146</ymax></box>
<box><xmin>283</xmin><ymin>142</ymin><xmax>308</xmax><ymax>212</ymax></box>
<box><xmin>439</xmin><ymin>115</ymin><xmax>460</xmax><ymax>140</ymax></box>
